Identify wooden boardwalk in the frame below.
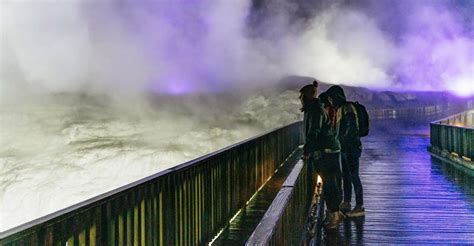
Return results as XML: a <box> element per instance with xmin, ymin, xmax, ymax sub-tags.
<box><xmin>322</xmin><ymin>122</ymin><xmax>474</xmax><ymax>245</ymax></box>
<box><xmin>210</xmin><ymin>120</ymin><xmax>474</xmax><ymax>245</ymax></box>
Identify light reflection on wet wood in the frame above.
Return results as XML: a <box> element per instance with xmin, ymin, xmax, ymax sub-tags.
<box><xmin>324</xmin><ymin>124</ymin><xmax>474</xmax><ymax>245</ymax></box>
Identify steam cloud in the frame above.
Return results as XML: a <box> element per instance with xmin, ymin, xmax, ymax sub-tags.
<box><xmin>1</xmin><ymin>0</ymin><xmax>473</xmax><ymax>98</ymax></box>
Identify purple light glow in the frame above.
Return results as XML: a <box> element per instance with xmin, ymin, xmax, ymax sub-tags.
<box><xmin>450</xmin><ymin>78</ymin><xmax>474</xmax><ymax>98</ymax></box>
<box><xmin>161</xmin><ymin>83</ymin><xmax>195</xmax><ymax>95</ymax></box>
<box><xmin>146</xmin><ymin>0</ymin><xmax>474</xmax><ymax>96</ymax></box>
<box><xmin>392</xmin><ymin>2</ymin><xmax>474</xmax><ymax>96</ymax></box>
<box><xmin>148</xmin><ymin>76</ymin><xmax>199</xmax><ymax>95</ymax></box>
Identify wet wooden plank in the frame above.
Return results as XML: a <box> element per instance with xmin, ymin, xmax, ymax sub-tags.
<box><xmin>322</xmin><ymin>123</ymin><xmax>474</xmax><ymax>245</ymax></box>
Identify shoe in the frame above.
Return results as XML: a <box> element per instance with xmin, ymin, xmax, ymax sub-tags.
<box><xmin>340</xmin><ymin>202</ymin><xmax>351</xmax><ymax>213</ymax></box>
<box><xmin>325</xmin><ymin>211</ymin><xmax>345</xmax><ymax>229</ymax></box>
<box><xmin>345</xmin><ymin>205</ymin><xmax>365</xmax><ymax>217</ymax></box>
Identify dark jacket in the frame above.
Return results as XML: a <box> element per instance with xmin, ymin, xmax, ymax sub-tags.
<box><xmin>326</xmin><ymin>86</ymin><xmax>362</xmax><ymax>153</ymax></box>
<box><xmin>303</xmin><ymin>98</ymin><xmax>340</xmax><ymax>155</ymax></box>
<box><xmin>338</xmin><ymin>102</ymin><xmax>362</xmax><ymax>153</ymax></box>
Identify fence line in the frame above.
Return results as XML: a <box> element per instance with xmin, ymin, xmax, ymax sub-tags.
<box><xmin>246</xmin><ymin>160</ymin><xmax>313</xmax><ymax>245</ymax></box>
<box><xmin>368</xmin><ymin>104</ymin><xmax>471</xmax><ymax>120</ymax></box>
<box><xmin>1</xmin><ymin>122</ymin><xmax>303</xmax><ymax>245</ymax></box>
<box><xmin>430</xmin><ymin>110</ymin><xmax>473</xmax><ymax>161</ymax></box>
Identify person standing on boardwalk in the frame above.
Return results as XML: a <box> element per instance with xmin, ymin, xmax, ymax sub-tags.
<box><xmin>326</xmin><ymin>85</ymin><xmax>365</xmax><ymax>217</ymax></box>
<box><xmin>300</xmin><ymin>81</ymin><xmax>345</xmax><ymax>229</ymax></box>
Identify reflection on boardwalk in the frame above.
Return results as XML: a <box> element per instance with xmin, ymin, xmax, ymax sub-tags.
<box><xmin>431</xmin><ymin>157</ymin><xmax>474</xmax><ymax>208</ymax></box>
<box><xmin>323</xmin><ymin>122</ymin><xmax>474</xmax><ymax>245</ymax></box>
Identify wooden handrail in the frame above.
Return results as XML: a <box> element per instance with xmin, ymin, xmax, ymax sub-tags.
<box><xmin>246</xmin><ymin>160</ymin><xmax>313</xmax><ymax>245</ymax></box>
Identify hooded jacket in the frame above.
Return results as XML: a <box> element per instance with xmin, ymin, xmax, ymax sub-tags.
<box><xmin>327</xmin><ymin>86</ymin><xmax>362</xmax><ymax>153</ymax></box>
<box><xmin>302</xmin><ymin>98</ymin><xmax>340</xmax><ymax>155</ymax></box>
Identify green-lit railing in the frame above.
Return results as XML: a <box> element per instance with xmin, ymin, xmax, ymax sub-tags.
<box><xmin>0</xmin><ymin>122</ymin><xmax>303</xmax><ymax>245</ymax></box>
<box><xmin>430</xmin><ymin>110</ymin><xmax>474</xmax><ymax>161</ymax></box>
<box><xmin>246</xmin><ymin>159</ymin><xmax>313</xmax><ymax>245</ymax></box>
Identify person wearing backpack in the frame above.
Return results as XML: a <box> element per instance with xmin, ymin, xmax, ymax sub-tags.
<box><xmin>300</xmin><ymin>82</ymin><xmax>345</xmax><ymax>229</ymax></box>
<box><xmin>326</xmin><ymin>85</ymin><xmax>366</xmax><ymax>217</ymax></box>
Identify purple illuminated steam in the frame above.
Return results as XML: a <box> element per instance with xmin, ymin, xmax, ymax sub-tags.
<box><xmin>4</xmin><ymin>0</ymin><xmax>472</xmax><ymax>97</ymax></box>
<box><xmin>393</xmin><ymin>2</ymin><xmax>473</xmax><ymax>97</ymax></box>
<box><xmin>143</xmin><ymin>0</ymin><xmax>473</xmax><ymax>96</ymax></box>
<box><xmin>161</xmin><ymin>83</ymin><xmax>194</xmax><ymax>95</ymax></box>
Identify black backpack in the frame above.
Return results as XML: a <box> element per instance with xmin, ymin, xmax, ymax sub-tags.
<box><xmin>351</xmin><ymin>101</ymin><xmax>370</xmax><ymax>137</ymax></box>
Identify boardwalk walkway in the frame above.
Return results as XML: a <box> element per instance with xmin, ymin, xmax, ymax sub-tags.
<box><xmin>322</xmin><ymin>122</ymin><xmax>474</xmax><ymax>245</ymax></box>
<box><xmin>211</xmin><ymin>121</ymin><xmax>474</xmax><ymax>245</ymax></box>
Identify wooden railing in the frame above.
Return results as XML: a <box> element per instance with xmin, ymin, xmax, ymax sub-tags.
<box><xmin>368</xmin><ymin>104</ymin><xmax>468</xmax><ymax>120</ymax></box>
<box><xmin>436</xmin><ymin>110</ymin><xmax>474</xmax><ymax>128</ymax></box>
<box><xmin>0</xmin><ymin>122</ymin><xmax>303</xmax><ymax>245</ymax></box>
<box><xmin>430</xmin><ymin>110</ymin><xmax>474</xmax><ymax>161</ymax></box>
<box><xmin>246</xmin><ymin>159</ymin><xmax>313</xmax><ymax>245</ymax></box>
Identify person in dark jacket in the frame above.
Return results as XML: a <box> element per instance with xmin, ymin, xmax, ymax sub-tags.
<box><xmin>326</xmin><ymin>85</ymin><xmax>365</xmax><ymax>217</ymax></box>
<box><xmin>300</xmin><ymin>82</ymin><xmax>344</xmax><ymax>229</ymax></box>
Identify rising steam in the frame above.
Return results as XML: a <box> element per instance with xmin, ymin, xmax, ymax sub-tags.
<box><xmin>1</xmin><ymin>0</ymin><xmax>472</xmax><ymax>98</ymax></box>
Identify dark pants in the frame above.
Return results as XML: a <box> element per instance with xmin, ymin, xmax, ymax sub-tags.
<box><xmin>341</xmin><ymin>150</ymin><xmax>363</xmax><ymax>206</ymax></box>
<box><xmin>312</xmin><ymin>152</ymin><xmax>342</xmax><ymax>212</ymax></box>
